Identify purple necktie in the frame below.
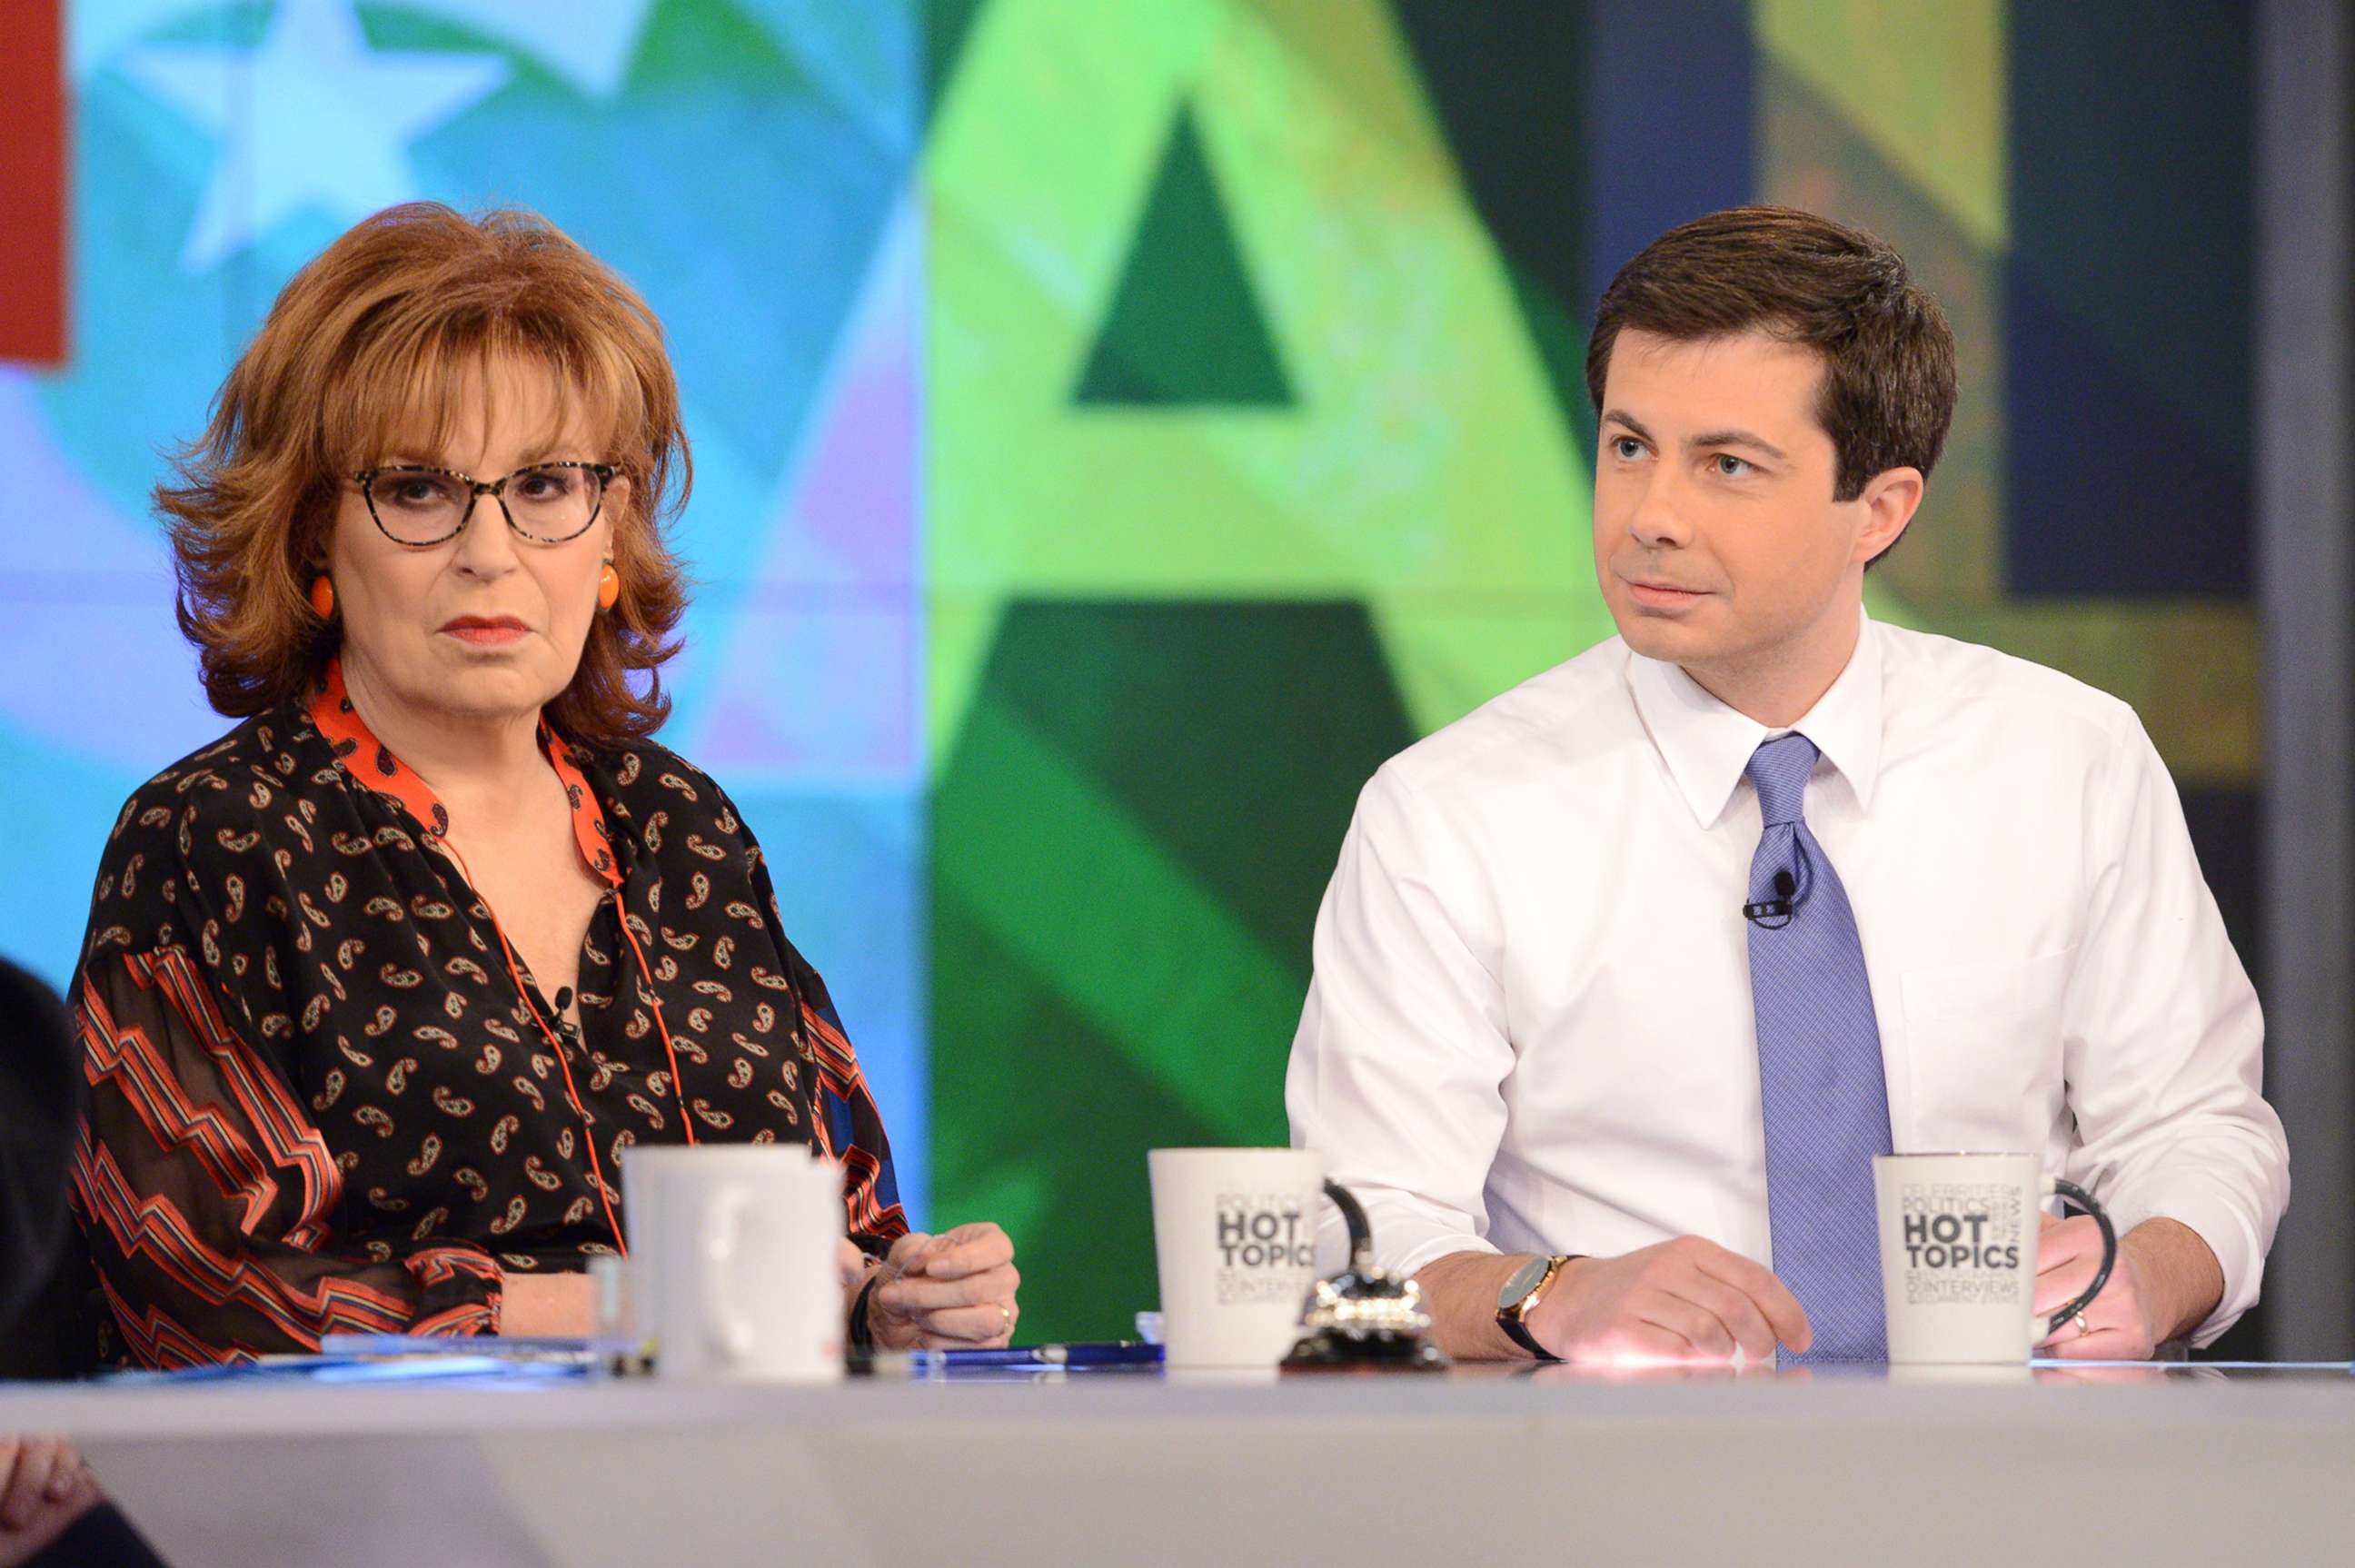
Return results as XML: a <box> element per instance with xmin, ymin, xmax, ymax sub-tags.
<box><xmin>1745</xmin><ymin>734</ymin><xmax>1892</xmax><ymax>1363</ymax></box>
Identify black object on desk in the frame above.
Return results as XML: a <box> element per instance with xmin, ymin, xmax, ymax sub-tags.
<box><xmin>1282</xmin><ymin>1180</ymin><xmax>1449</xmax><ymax>1373</ymax></box>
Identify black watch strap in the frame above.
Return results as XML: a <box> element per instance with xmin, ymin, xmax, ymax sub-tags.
<box><xmin>1497</xmin><ymin>1305</ymin><xmax>1556</xmax><ymax>1361</ymax></box>
<box><xmin>1495</xmin><ymin>1253</ymin><xmax>1579</xmax><ymax>1362</ymax></box>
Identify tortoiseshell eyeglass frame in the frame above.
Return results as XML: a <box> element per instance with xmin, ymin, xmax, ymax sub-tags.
<box><xmin>351</xmin><ymin>461</ymin><xmax>619</xmax><ymax>547</ymax></box>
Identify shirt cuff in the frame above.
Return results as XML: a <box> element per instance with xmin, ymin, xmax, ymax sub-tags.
<box><xmin>2099</xmin><ymin>1171</ymin><xmax>2265</xmax><ymax>1347</ymax></box>
<box><xmin>1315</xmin><ymin>1193</ymin><xmax>1500</xmax><ymax>1281</ymax></box>
<box><xmin>1393</xmin><ymin>1229</ymin><xmax>1503</xmax><ymax>1282</ymax></box>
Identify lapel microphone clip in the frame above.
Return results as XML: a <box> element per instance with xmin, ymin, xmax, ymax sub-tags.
<box><xmin>1744</xmin><ymin>869</ymin><xmax>1799</xmax><ymax>929</ymax></box>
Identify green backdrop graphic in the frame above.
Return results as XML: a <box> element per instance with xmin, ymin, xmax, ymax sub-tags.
<box><xmin>926</xmin><ymin>0</ymin><xmax>1605</xmax><ymax>1338</ymax></box>
<box><xmin>1076</xmin><ymin>105</ymin><xmax>1294</xmax><ymax>407</ymax></box>
<box><xmin>932</xmin><ymin>602</ymin><xmax>1416</xmax><ymax>1331</ymax></box>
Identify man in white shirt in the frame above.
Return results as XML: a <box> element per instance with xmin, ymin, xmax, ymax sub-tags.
<box><xmin>1286</xmin><ymin>206</ymin><xmax>2289</xmax><ymax>1364</ymax></box>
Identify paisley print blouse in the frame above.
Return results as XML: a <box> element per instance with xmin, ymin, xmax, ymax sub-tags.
<box><xmin>71</xmin><ymin>662</ymin><xmax>906</xmax><ymax>1366</ymax></box>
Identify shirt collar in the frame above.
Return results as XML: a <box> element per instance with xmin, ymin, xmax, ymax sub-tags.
<box><xmin>1625</xmin><ymin>610</ymin><xmax>1886</xmax><ymax>829</ymax></box>
<box><xmin>309</xmin><ymin>658</ymin><xmax>621</xmax><ymax>888</ymax></box>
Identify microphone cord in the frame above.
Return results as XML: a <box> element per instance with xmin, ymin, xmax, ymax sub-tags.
<box><xmin>1742</xmin><ymin>835</ymin><xmax>1815</xmax><ymax>929</ymax></box>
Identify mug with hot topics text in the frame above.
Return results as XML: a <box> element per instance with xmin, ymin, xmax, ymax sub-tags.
<box><xmin>1148</xmin><ymin>1147</ymin><xmax>1325</xmax><ymax>1368</ymax></box>
<box><xmin>1873</xmin><ymin>1152</ymin><xmax>2116</xmax><ymax>1364</ymax></box>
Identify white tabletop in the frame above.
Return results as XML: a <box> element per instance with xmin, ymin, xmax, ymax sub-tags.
<box><xmin>5</xmin><ymin>1364</ymin><xmax>2350</xmax><ymax>1568</ymax></box>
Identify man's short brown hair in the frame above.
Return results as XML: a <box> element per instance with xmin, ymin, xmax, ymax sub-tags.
<box><xmin>1585</xmin><ymin>205</ymin><xmax>1957</xmax><ymax>504</ymax></box>
<box><xmin>158</xmin><ymin>203</ymin><xmax>691</xmax><ymax>742</ymax></box>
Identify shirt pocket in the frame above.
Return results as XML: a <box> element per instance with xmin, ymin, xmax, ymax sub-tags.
<box><xmin>1897</xmin><ymin>948</ymin><xmax>2075</xmax><ymax>1153</ymax></box>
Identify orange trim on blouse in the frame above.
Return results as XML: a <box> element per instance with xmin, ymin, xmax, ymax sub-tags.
<box><xmin>310</xmin><ymin>659</ymin><xmax>621</xmax><ymax>888</ymax></box>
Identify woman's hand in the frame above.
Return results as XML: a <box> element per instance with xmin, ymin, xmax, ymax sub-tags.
<box><xmin>0</xmin><ymin>1437</ymin><xmax>101</xmax><ymax>1568</ymax></box>
<box><xmin>866</xmin><ymin>1224</ymin><xmax>1020</xmax><ymax>1351</ymax></box>
<box><xmin>498</xmin><ymin>1270</ymin><xmax>597</xmax><ymax>1336</ymax></box>
<box><xmin>837</xmin><ymin>1237</ymin><xmax>869</xmax><ymax>1293</ymax></box>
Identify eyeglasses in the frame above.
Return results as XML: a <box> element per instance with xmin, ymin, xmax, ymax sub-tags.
<box><xmin>352</xmin><ymin>461</ymin><xmax>618</xmax><ymax>547</ymax></box>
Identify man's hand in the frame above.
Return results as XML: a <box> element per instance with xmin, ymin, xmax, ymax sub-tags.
<box><xmin>868</xmin><ymin>1224</ymin><xmax>1020</xmax><ymax>1350</ymax></box>
<box><xmin>0</xmin><ymin>1437</ymin><xmax>102</xmax><ymax>1568</ymax></box>
<box><xmin>1525</xmin><ymin>1236</ymin><xmax>1813</xmax><ymax>1365</ymax></box>
<box><xmin>2034</xmin><ymin>1214</ymin><xmax>2222</xmax><ymax>1360</ymax></box>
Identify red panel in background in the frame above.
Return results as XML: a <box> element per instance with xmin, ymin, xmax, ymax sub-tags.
<box><xmin>0</xmin><ymin>0</ymin><xmax>67</xmax><ymax>364</ymax></box>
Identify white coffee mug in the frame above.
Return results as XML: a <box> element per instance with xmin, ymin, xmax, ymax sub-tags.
<box><xmin>1148</xmin><ymin>1147</ymin><xmax>1324</xmax><ymax>1368</ymax></box>
<box><xmin>1873</xmin><ymin>1152</ymin><xmax>2116</xmax><ymax>1364</ymax></box>
<box><xmin>621</xmin><ymin>1145</ymin><xmax>844</xmax><ymax>1383</ymax></box>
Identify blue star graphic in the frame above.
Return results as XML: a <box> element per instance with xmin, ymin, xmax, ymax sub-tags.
<box><xmin>120</xmin><ymin>0</ymin><xmax>509</xmax><ymax>273</ymax></box>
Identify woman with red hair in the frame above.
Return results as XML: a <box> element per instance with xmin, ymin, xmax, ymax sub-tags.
<box><xmin>73</xmin><ymin>203</ymin><xmax>1017</xmax><ymax>1364</ymax></box>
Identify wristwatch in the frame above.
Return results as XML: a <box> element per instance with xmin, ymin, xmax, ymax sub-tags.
<box><xmin>1495</xmin><ymin>1254</ymin><xmax>1577</xmax><ymax>1361</ymax></box>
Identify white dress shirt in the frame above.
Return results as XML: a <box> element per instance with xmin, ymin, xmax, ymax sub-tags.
<box><xmin>1287</xmin><ymin>613</ymin><xmax>2289</xmax><ymax>1344</ymax></box>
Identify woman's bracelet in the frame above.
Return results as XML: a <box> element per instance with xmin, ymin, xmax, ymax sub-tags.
<box><xmin>848</xmin><ymin>1267</ymin><xmax>883</xmax><ymax>1352</ymax></box>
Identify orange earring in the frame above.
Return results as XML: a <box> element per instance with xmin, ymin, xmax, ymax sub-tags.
<box><xmin>597</xmin><ymin>563</ymin><xmax>621</xmax><ymax>610</ymax></box>
<box><xmin>308</xmin><ymin>575</ymin><xmax>335</xmax><ymax>619</ymax></box>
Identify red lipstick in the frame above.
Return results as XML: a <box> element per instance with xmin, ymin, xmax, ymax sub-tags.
<box><xmin>439</xmin><ymin>615</ymin><xmax>530</xmax><ymax>647</ymax></box>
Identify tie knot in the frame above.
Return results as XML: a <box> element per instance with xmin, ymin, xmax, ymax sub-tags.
<box><xmin>1745</xmin><ymin>733</ymin><xmax>1821</xmax><ymax>827</ymax></box>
